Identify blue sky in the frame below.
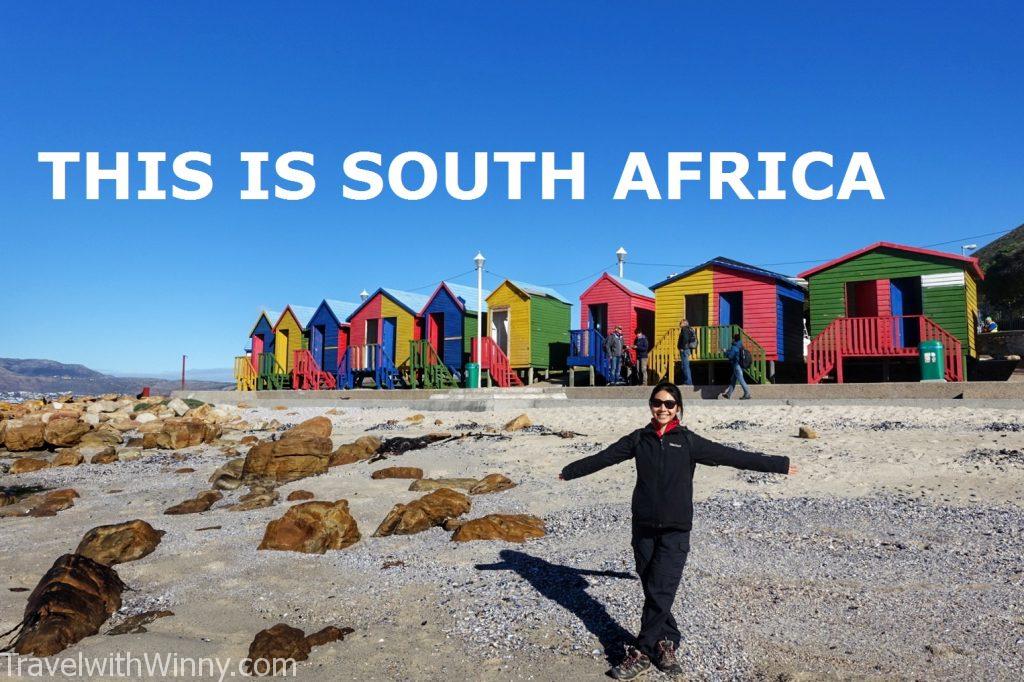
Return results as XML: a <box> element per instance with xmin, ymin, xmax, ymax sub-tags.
<box><xmin>1</xmin><ymin>2</ymin><xmax>1021</xmax><ymax>373</ymax></box>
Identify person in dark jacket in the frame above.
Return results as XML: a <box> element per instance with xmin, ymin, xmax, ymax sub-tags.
<box><xmin>605</xmin><ymin>325</ymin><xmax>626</xmax><ymax>385</ymax></box>
<box><xmin>676</xmin><ymin>319</ymin><xmax>696</xmax><ymax>386</ymax></box>
<box><xmin>633</xmin><ymin>329</ymin><xmax>650</xmax><ymax>386</ymax></box>
<box><xmin>721</xmin><ymin>333</ymin><xmax>751</xmax><ymax>400</ymax></box>
<box><xmin>559</xmin><ymin>381</ymin><xmax>796</xmax><ymax>679</ymax></box>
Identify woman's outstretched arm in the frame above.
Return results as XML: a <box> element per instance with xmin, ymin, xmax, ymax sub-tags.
<box><xmin>688</xmin><ymin>431</ymin><xmax>792</xmax><ymax>474</ymax></box>
<box><xmin>560</xmin><ymin>432</ymin><xmax>637</xmax><ymax>480</ymax></box>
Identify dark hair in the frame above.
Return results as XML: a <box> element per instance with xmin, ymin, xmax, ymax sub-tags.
<box><xmin>733</xmin><ymin>333</ymin><xmax>741</xmax><ymax>342</ymax></box>
<box><xmin>649</xmin><ymin>381</ymin><xmax>683</xmax><ymax>408</ymax></box>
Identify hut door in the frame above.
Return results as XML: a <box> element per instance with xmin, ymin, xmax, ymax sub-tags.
<box><xmin>491</xmin><ymin>308</ymin><xmax>510</xmax><ymax>355</ymax></box>
<box><xmin>429</xmin><ymin>312</ymin><xmax>444</xmax><ymax>362</ymax></box>
<box><xmin>311</xmin><ymin>325</ymin><xmax>325</xmax><ymax>368</ymax></box>
<box><xmin>587</xmin><ymin>304</ymin><xmax>608</xmax><ymax>335</ymax></box>
<box><xmin>275</xmin><ymin>329</ymin><xmax>289</xmax><ymax>370</ymax></box>
<box><xmin>382</xmin><ymin>317</ymin><xmax>397</xmax><ymax>361</ymax></box>
<box><xmin>251</xmin><ymin>335</ymin><xmax>263</xmax><ymax>369</ymax></box>
<box><xmin>890</xmin><ymin>277</ymin><xmax>922</xmax><ymax>347</ymax></box>
<box><xmin>845</xmin><ymin>281</ymin><xmax>879</xmax><ymax>317</ymax></box>
<box><xmin>718</xmin><ymin>292</ymin><xmax>744</xmax><ymax>327</ymax></box>
<box><xmin>684</xmin><ymin>294</ymin><xmax>709</xmax><ymax>327</ymax></box>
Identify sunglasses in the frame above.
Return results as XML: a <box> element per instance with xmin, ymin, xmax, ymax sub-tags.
<box><xmin>649</xmin><ymin>399</ymin><xmax>678</xmax><ymax>409</ymax></box>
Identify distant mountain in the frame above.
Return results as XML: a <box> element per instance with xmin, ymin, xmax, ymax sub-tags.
<box><xmin>0</xmin><ymin>358</ymin><xmax>231</xmax><ymax>395</ymax></box>
<box><xmin>974</xmin><ymin>223</ymin><xmax>1024</xmax><ymax>325</ymax></box>
<box><xmin>102</xmin><ymin>367</ymin><xmax>235</xmax><ymax>383</ymax></box>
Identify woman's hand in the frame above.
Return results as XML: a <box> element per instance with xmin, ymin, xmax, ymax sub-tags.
<box><xmin>788</xmin><ymin>463</ymin><xmax>799</xmax><ymax>475</ymax></box>
<box><xmin>557</xmin><ymin>473</ymin><xmax>565</xmax><ymax>481</ymax></box>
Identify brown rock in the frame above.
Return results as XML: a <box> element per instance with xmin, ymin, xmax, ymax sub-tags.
<box><xmin>305</xmin><ymin>625</ymin><xmax>354</xmax><ymax>648</ymax></box>
<box><xmin>371</xmin><ymin>466</ymin><xmax>424</xmax><ymax>480</ymax></box>
<box><xmin>408</xmin><ymin>477</ymin><xmax>479</xmax><ymax>492</ymax></box>
<box><xmin>329</xmin><ymin>436</ymin><xmax>382</xmax><ymax>466</ymax></box>
<box><xmin>90</xmin><ymin>448</ymin><xmax>119</xmax><ymax>464</ymax></box>
<box><xmin>229</xmin><ymin>489</ymin><xmax>279</xmax><ymax>511</ymax></box>
<box><xmin>241</xmin><ymin>435</ymin><xmax>259</xmax><ymax>445</ymax></box>
<box><xmin>80</xmin><ymin>425</ymin><xmax>124</xmax><ymax>447</ymax></box>
<box><xmin>242</xmin><ymin>436</ymin><xmax>331</xmax><ymax>486</ymax></box>
<box><xmin>43</xmin><ymin>416</ymin><xmax>91</xmax><ymax>448</ymax></box>
<box><xmin>76</xmin><ymin>520</ymin><xmax>164</xmax><ymax>566</ymax></box>
<box><xmin>51</xmin><ymin>449</ymin><xmax>84</xmax><ymax>467</ymax></box>
<box><xmin>149</xmin><ymin>419</ymin><xmax>222</xmax><ymax>450</ymax></box>
<box><xmin>405</xmin><ymin>414</ymin><xmax>425</xmax><ymax>423</ymax></box>
<box><xmin>503</xmin><ymin>413</ymin><xmax>532</xmax><ymax>432</ymax></box>
<box><xmin>209</xmin><ymin>458</ymin><xmax>245</xmax><ymax>490</ymax></box>
<box><xmin>10</xmin><ymin>457</ymin><xmax>50</xmax><ymax>474</ymax></box>
<box><xmin>164</xmin><ymin>490</ymin><xmax>222</xmax><ymax>515</ymax></box>
<box><xmin>373</xmin><ymin>488</ymin><xmax>471</xmax><ymax>537</ymax></box>
<box><xmin>258</xmin><ymin>500</ymin><xmax>360</xmax><ymax>554</ymax></box>
<box><xmin>286</xmin><ymin>490</ymin><xmax>315</xmax><ymax>501</ymax></box>
<box><xmin>442</xmin><ymin>517</ymin><xmax>466</xmax><ymax>532</ymax></box>
<box><xmin>174</xmin><ymin>467</ymin><xmax>195</xmax><ymax>474</ymax></box>
<box><xmin>10</xmin><ymin>554</ymin><xmax>125</xmax><ymax>656</ymax></box>
<box><xmin>4</xmin><ymin>419</ymin><xmax>45</xmax><ymax>451</ymax></box>
<box><xmin>468</xmin><ymin>473</ymin><xmax>517</xmax><ymax>495</ymax></box>
<box><xmin>286</xmin><ymin>416</ymin><xmax>333</xmax><ymax>438</ymax></box>
<box><xmin>106</xmin><ymin>609</ymin><xmax>174</xmax><ymax>635</ymax></box>
<box><xmin>434</xmin><ymin>419</ymin><xmax>443</xmax><ymax>426</ymax></box>
<box><xmin>0</xmin><ymin>489</ymin><xmax>79</xmax><ymax>518</ymax></box>
<box><xmin>450</xmin><ymin>514</ymin><xmax>546</xmax><ymax>543</ymax></box>
<box><xmin>798</xmin><ymin>426</ymin><xmax>817</xmax><ymax>439</ymax></box>
<box><xmin>245</xmin><ymin>623</ymin><xmax>311</xmax><ymax>675</ymax></box>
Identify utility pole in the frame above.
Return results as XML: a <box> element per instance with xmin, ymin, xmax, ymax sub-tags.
<box><xmin>474</xmin><ymin>252</ymin><xmax>486</xmax><ymax>388</ymax></box>
<box><xmin>181</xmin><ymin>355</ymin><xmax>186</xmax><ymax>391</ymax></box>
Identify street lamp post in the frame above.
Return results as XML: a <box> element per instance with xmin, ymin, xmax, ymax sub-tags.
<box><xmin>616</xmin><ymin>247</ymin><xmax>627</xmax><ymax>278</ymax></box>
<box><xmin>961</xmin><ymin>244</ymin><xmax>978</xmax><ymax>257</ymax></box>
<box><xmin>474</xmin><ymin>252</ymin><xmax>485</xmax><ymax>388</ymax></box>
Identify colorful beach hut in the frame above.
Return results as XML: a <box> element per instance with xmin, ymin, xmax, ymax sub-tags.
<box><xmin>649</xmin><ymin>257</ymin><xmax>806</xmax><ymax>384</ymax></box>
<box><xmin>341</xmin><ymin>288</ymin><xmax>429</xmax><ymax>389</ymax></box>
<box><xmin>481</xmin><ymin>280</ymin><xmax>571</xmax><ymax>385</ymax></box>
<box><xmin>800</xmin><ymin>242</ymin><xmax>982</xmax><ymax>383</ymax></box>
<box><xmin>306</xmin><ymin>299</ymin><xmax>358</xmax><ymax>376</ymax></box>
<box><xmin>235</xmin><ymin>310</ymin><xmax>277</xmax><ymax>390</ymax></box>
<box><xmin>412</xmin><ymin>282</ymin><xmax>490</xmax><ymax>388</ymax></box>
<box><xmin>272</xmin><ymin>305</ymin><xmax>315</xmax><ymax>378</ymax></box>
<box><xmin>568</xmin><ymin>273</ymin><xmax>655</xmax><ymax>384</ymax></box>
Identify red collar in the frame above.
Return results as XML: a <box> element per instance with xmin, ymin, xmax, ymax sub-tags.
<box><xmin>651</xmin><ymin>418</ymin><xmax>680</xmax><ymax>438</ymax></box>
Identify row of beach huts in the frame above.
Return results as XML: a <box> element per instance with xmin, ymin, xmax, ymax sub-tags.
<box><xmin>233</xmin><ymin>242</ymin><xmax>985</xmax><ymax>391</ymax></box>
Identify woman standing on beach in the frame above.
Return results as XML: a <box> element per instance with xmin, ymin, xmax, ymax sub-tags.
<box><xmin>559</xmin><ymin>381</ymin><xmax>797</xmax><ymax>679</ymax></box>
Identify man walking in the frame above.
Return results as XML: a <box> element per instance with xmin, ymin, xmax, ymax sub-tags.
<box><xmin>720</xmin><ymin>333</ymin><xmax>751</xmax><ymax>400</ymax></box>
<box><xmin>634</xmin><ymin>329</ymin><xmax>649</xmax><ymax>386</ymax></box>
<box><xmin>605</xmin><ymin>325</ymin><xmax>626</xmax><ymax>385</ymax></box>
<box><xmin>676</xmin><ymin>319</ymin><xmax>696</xmax><ymax>386</ymax></box>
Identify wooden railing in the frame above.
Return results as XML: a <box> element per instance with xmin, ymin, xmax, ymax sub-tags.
<box><xmin>648</xmin><ymin>325</ymin><xmax>768</xmax><ymax>384</ymax></box>
<box><xmin>291</xmin><ymin>349</ymin><xmax>337</xmax><ymax>390</ymax></box>
<box><xmin>471</xmin><ymin>337</ymin><xmax>523</xmax><ymax>387</ymax></box>
<box><xmin>408</xmin><ymin>340</ymin><xmax>458</xmax><ymax>389</ymax></box>
<box><xmin>234</xmin><ymin>355</ymin><xmax>257</xmax><ymax>391</ymax></box>
<box><xmin>257</xmin><ymin>352</ymin><xmax>289</xmax><ymax>390</ymax></box>
<box><xmin>807</xmin><ymin>315</ymin><xmax>963</xmax><ymax>384</ymax></box>
<box><xmin>337</xmin><ymin>343</ymin><xmax>402</xmax><ymax>389</ymax></box>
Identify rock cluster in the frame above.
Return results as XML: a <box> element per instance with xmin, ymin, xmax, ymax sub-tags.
<box><xmin>0</xmin><ymin>489</ymin><xmax>79</xmax><ymax>518</ymax></box>
<box><xmin>9</xmin><ymin>554</ymin><xmax>125</xmax><ymax>656</ymax></box>
<box><xmin>374</xmin><ymin>488</ymin><xmax>471</xmax><ymax>537</ymax></box>
<box><xmin>258</xmin><ymin>500</ymin><xmax>361</xmax><ymax>554</ymax></box>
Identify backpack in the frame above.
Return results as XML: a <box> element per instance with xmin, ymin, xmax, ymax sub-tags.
<box><xmin>739</xmin><ymin>347</ymin><xmax>753</xmax><ymax>369</ymax></box>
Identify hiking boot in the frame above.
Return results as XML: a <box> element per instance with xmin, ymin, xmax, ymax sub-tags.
<box><xmin>654</xmin><ymin>640</ymin><xmax>684</xmax><ymax>675</ymax></box>
<box><xmin>718</xmin><ymin>393</ymin><xmax>730</xmax><ymax>400</ymax></box>
<box><xmin>609</xmin><ymin>646</ymin><xmax>651</xmax><ymax>680</ymax></box>
<box><xmin>739</xmin><ymin>394</ymin><xmax>751</xmax><ymax>400</ymax></box>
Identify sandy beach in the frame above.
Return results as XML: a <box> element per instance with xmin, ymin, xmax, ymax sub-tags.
<box><xmin>2</xmin><ymin>399</ymin><xmax>1023</xmax><ymax>681</ymax></box>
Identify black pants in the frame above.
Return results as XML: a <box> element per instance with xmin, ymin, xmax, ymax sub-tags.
<box><xmin>631</xmin><ymin>525</ymin><xmax>690</xmax><ymax>656</ymax></box>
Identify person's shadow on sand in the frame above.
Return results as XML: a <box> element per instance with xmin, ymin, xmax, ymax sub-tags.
<box><xmin>475</xmin><ymin>550</ymin><xmax>636</xmax><ymax>663</ymax></box>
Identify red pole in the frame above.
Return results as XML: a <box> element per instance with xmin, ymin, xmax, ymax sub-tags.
<box><xmin>181</xmin><ymin>355</ymin><xmax>186</xmax><ymax>391</ymax></box>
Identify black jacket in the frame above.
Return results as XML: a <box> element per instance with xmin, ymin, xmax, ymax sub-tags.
<box><xmin>560</xmin><ymin>424</ymin><xmax>789</xmax><ymax>530</ymax></box>
<box><xmin>677</xmin><ymin>327</ymin><xmax>696</xmax><ymax>352</ymax></box>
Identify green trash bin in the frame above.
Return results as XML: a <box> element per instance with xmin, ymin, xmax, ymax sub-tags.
<box><xmin>465</xmin><ymin>362</ymin><xmax>480</xmax><ymax>388</ymax></box>
<box><xmin>918</xmin><ymin>340</ymin><xmax>945</xmax><ymax>382</ymax></box>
